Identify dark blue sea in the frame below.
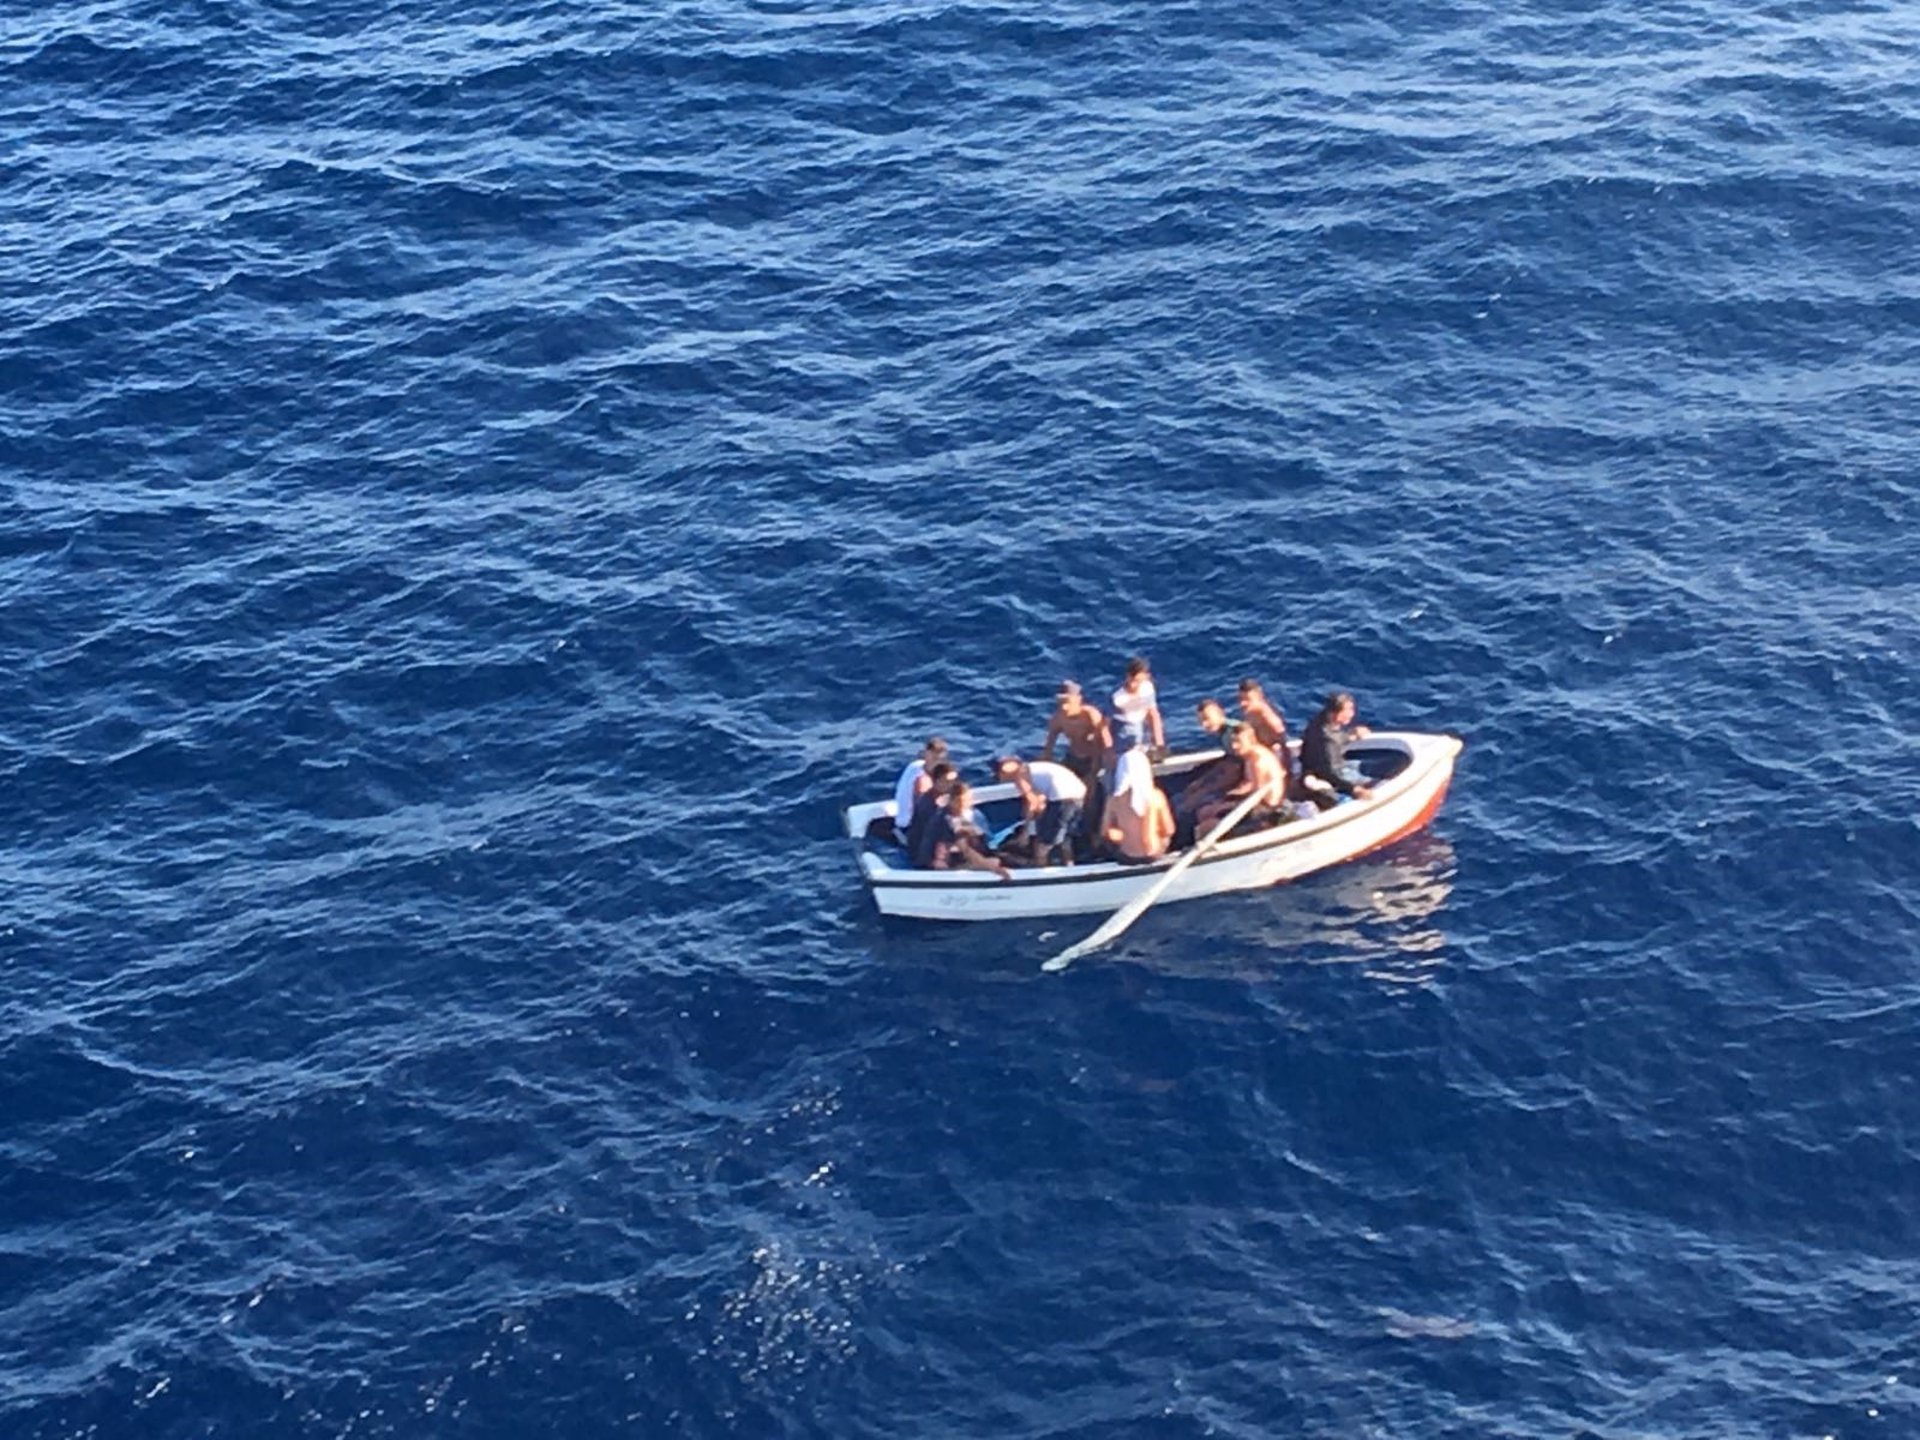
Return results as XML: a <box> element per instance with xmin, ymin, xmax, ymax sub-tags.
<box><xmin>5</xmin><ymin>1</ymin><xmax>1918</xmax><ymax>1436</ymax></box>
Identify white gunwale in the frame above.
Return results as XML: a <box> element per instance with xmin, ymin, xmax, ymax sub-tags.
<box><xmin>844</xmin><ymin>730</ymin><xmax>1463</xmax><ymax>922</ymax></box>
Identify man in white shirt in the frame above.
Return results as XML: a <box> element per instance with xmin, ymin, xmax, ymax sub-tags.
<box><xmin>1110</xmin><ymin>656</ymin><xmax>1166</xmax><ymax>757</ymax></box>
<box><xmin>994</xmin><ymin>756</ymin><xmax>1088</xmax><ymax>866</ymax></box>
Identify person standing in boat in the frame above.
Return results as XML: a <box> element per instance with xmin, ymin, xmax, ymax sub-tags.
<box><xmin>1237</xmin><ymin>679</ymin><xmax>1289</xmax><ymax>759</ymax></box>
<box><xmin>887</xmin><ymin>736</ymin><xmax>948</xmax><ymax>844</ymax></box>
<box><xmin>1101</xmin><ymin>738</ymin><xmax>1175</xmax><ymax>863</ymax></box>
<box><xmin>1041</xmin><ymin>680</ymin><xmax>1112</xmax><ymax>846</ymax></box>
<box><xmin>994</xmin><ymin>756</ymin><xmax>1087</xmax><ymax>867</ymax></box>
<box><xmin>1300</xmin><ymin>691</ymin><xmax>1373</xmax><ymax>808</ymax></box>
<box><xmin>1110</xmin><ymin>655</ymin><xmax>1166</xmax><ymax>758</ymax></box>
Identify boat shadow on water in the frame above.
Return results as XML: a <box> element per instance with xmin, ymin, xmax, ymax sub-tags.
<box><xmin>1098</xmin><ymin>831</ymin><xmax>1459</xmax><ymax>988</ymax></box>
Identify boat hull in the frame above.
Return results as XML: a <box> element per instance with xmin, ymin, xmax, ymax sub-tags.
<box><xmin>846</xmin><ymin>731</ymin><xmax>1462</xmax><ymax>922</ymax></box>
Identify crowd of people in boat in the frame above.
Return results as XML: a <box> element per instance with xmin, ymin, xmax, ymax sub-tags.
<box><xmin>883</xmin><ymin>656</ymin><xmax>1378</xmax><ymax>877</ymax></box>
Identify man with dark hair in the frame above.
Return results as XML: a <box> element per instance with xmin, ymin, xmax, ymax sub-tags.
<box><xmin>994</xmin><ymin>756</ymin><xmax>1087</xmax><ymax>867</ymax></box>
<box><xmin>1194</xmin><ymin>723</ymin><xmax>1288</xmax><ymax>839</ymax></box>
<box><xmin>886</xmin><ymin>736</ymin><xmax>948</xmax><ymax>843</ymax></box>
<box><xmin>1041</xmin><ymin>680</ymin><xmax>1112</xmax><ymax>847</ymax></box>
<box><xmin>1300</xmin><ymin>691</ymin><xmax>1373</xmax><ymax>808</ymax></box>
<box><xmin>1110</xmin><ymin>656</ymin><xmax>1166</xmax><ymax>757</ymax></box>
<box><xmin>906</xmin><ymin>761</ymin><xmax>959</xmax><ymax>866</ymax></box>
<box><xmin>1172</xmin><ymin>698</ymin><xmax>1245</xmax><ymax>843</ymax></box>
<box><xmin>929</xmin><ymin>781</ymin><xmax>1012</xmax><ymax>879</ymax></box>
<box><xmin>1042</xmin><ymin>681</ymin><xmax>1111</xmax><ymax>776</ymax></box>
<box><xmin>1237</xmin><ymin>678</ymin><xmax>1288</xmax><ymax>753</ymax></box>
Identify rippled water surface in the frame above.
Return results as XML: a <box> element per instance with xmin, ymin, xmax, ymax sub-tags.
<box><xmin>4</xmin><ymin>1</ymin><xmax>1918</xmax><ymax>1436</ymax></box>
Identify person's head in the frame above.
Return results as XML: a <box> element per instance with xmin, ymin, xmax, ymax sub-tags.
<box><xmin>949</xmin><ymin>781</ymin><xmax>973</xmax><ymax>813</ymax></box>
<box><xmin>928</xmin><ymin>761</ymin><xmax>958</xmax><ymax>793</ymax></box>
<box><xmin>1055</xmin><ymin>680</ymin><xmax>1084</xmax><ymax>714</ymax></box>
<box><xmin>1123</xmin><ymin>656</ymin><xmax>1151</xmax><ymax>690</ymax></box>
<box><xmin>1231</xmin><ymin>724</ymin><xmax>1260</xmax><ymax>756</ymax></box>
<box><xmin>1237</xmin><ymin>678</ymin><xmax>1264</xmax><ymax>704</ymax></box>
<box><xmin>921</xmin><ymin>736</ymin><xmax>949</xmax><ymax>762</ymax></box>
<box><xmin>1196</xmin><ymin>698</ymin><xmax>1227</xmax><ymax>732</ymax></box>
<box><xmin>994</xmin><ymin>755</ymin><xmax>1029</xmax><ymax>785</ymax></box>
<box><xmin>1322</xmin><ymin>690</ymin><xmax>1356</xmax><ymax>725</ymax></box>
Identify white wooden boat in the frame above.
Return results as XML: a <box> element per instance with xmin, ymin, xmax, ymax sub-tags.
<box><xmin>844</xmin><ymin>730</ymin><xmax>1463</xmax><ymax>921</ymax></box>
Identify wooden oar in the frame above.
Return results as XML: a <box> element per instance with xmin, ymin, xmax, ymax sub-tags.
<box><xmin>1042</xmin><ymin>786</ymin><xmax>1268</xmax><ymax>972</ymax></box>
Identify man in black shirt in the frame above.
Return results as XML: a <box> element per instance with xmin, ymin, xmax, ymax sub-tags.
<box><xmin>906</xmin><ymin>762</ymin><xmax>958</xmax><ymax>866</ymax></box>
<box><xmin>1300</xmin><ymin>691</ymin><xmax>1373</xmax><ymax>809</ymax></box>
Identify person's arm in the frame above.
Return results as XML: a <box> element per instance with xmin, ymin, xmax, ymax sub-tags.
<box><xmin>1149</xmin><ymin>703</ymin><xmax>1166</xmax><ymax>753</ymax></box>
<box><xmin>1041</xmin><ymin>710</ymin><xmax>1063</xmax><ymax>760</ymax></box>
<box><xmin>942</xmin><ymin>841</ymin><xmax>1011</xmax><ymax>878</ymax></box>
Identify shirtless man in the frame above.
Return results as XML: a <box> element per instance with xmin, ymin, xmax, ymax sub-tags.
<box><xmin>1194</xmin><ymin>725</ymin><xmax>1288</xmax><ymax>840</ymax></box>
<box><xmin>1041</xmin><ymin>680</ymin><xmax>1112</xmax><ymax>841</ymax></box>
<box><xmin>1237</xmin><ymin>679</ymin><xmax>1288</xmax><ymax>753</ymax></box>
<box><xmin>1101</xmin><ymin>743</ymin><xmax>1175</xmax><ymax>862</ymax></box>
<box><xmin>1042</xmin><ymin>681</ymin><xmax>1112</xmax><ymax>777</ymax></box>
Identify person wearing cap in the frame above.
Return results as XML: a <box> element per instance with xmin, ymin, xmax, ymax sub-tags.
<box><xmin>994</xmin><ymin>755</ymin><xmax>1088</xmax><ymax>867</ymax></box>
<box><xmin>1109</xmin><ymin>656</ymin><xmax>1166</xmax><ymax>758</ymax></box>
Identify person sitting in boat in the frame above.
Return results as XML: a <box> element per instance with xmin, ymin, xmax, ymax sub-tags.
<box><xmin>1172</xmin><ymin>698</ymin><xmax>1246</xmax><ymax>839</ymax></box>
<box><xmin>1195</xmin><ymin>723</ymin><xmax>1289</xmax><ymax>839</ymax></box>
<box><xmin>906</xmin><ymin>761</ymin><xmax>959</xmax><ymax>867</ymax></box>
<box><xmin>1109</xmin><ymin>655</ymin><xmax>1166</xmax><ymax>758</ymax></box>
<box><xmin>885</xmin><ymin>736</ymin><xmax>948</xmax><ymax>844</ymax></box>
<box><xmin>1040</xmin><ymin>679</ymin><xmax>1112</xmax><ymax>845</ymax></box>
<box><xmin>994</xmin><ymin>756</ymin><xmax>1087</xmax><ymax>867</ymax></box>
<box><xmin>928</xmin><ymin>781</ymin><xmax>1013</xmax><ymax>879</ymax></box>
<box><xmin>1197</xmin><ymin>697</ymin><xmax>1246</xmax><ymax>755</ymax></box>
<box><xmin>1300</xmin><ymin>691</ymin><xmax>1373</xmax><ymax>808</ymax></box>
<box><xmin>1101</xmin><ymin>739</ymin><xmax>1175</xmax><ymax>863</ymax></box>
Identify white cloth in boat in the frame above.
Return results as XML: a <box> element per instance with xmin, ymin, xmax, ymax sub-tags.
<box><xmin>891</xmin><ymin>758</ymin><xmax>928</xmax><ymax>823</ymax></box>
<box><xmin>1111</xmin><ymin>748</ymin><xmax>1156</xmax><ymax>816</ymax></box>
<box><xmin>1025</xmin><ymin>760</ymin><xmax>1087</xmax><ymax>804</ymax></box>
